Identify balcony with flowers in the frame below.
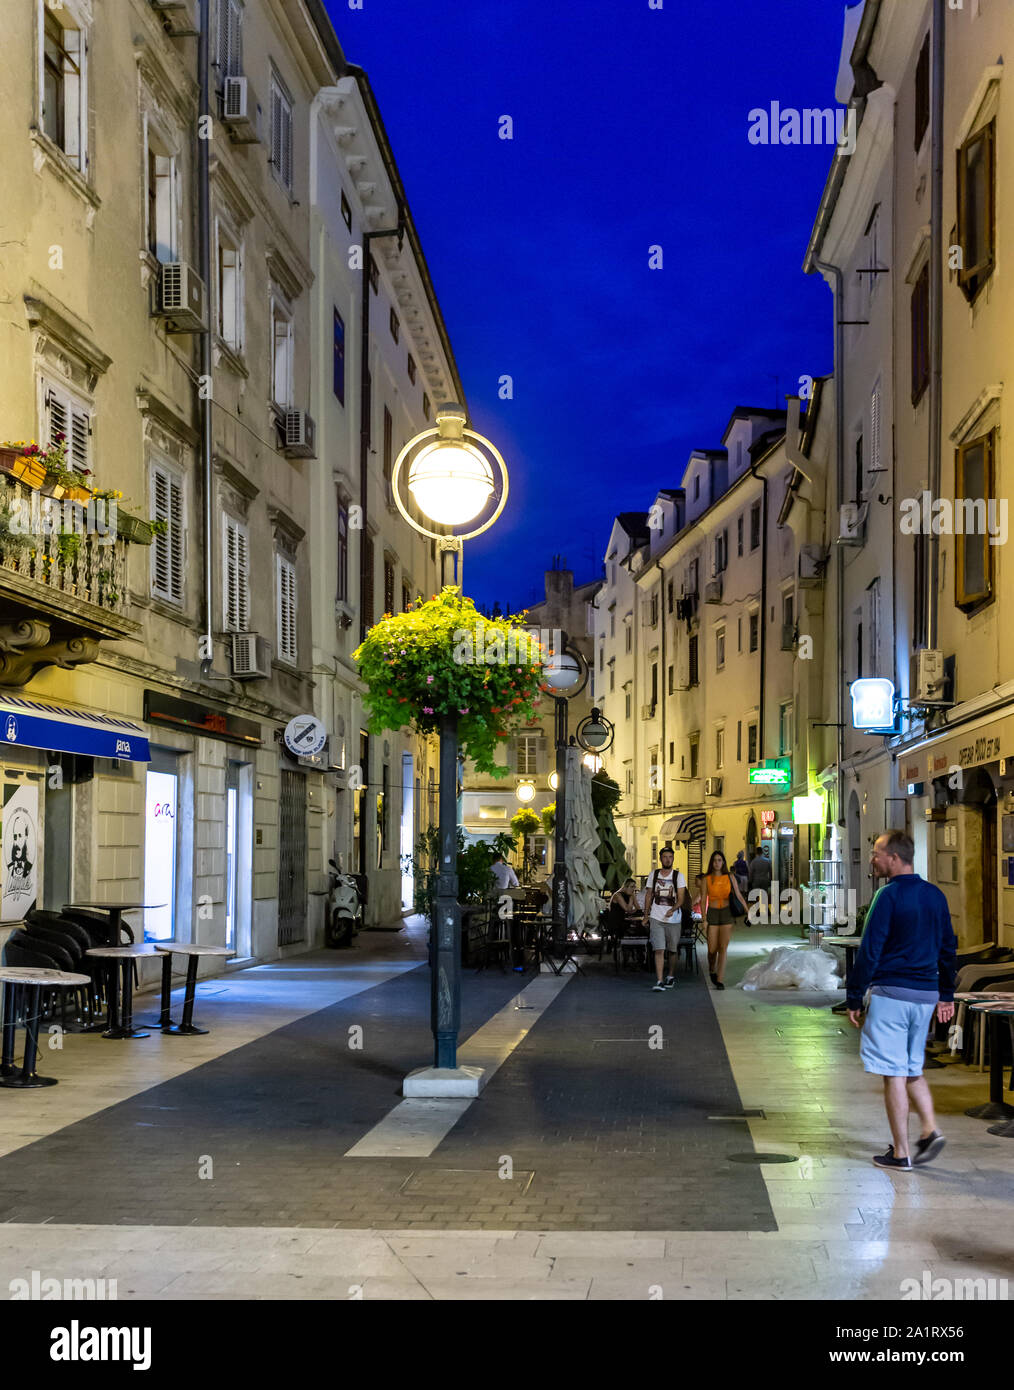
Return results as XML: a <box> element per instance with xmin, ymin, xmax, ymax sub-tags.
<box><xmin>0</xmin><ymin>436</ymin><xmax>146</xmax><ymax>687</ymax></box>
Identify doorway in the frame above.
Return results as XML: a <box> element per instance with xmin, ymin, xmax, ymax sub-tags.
<box><xmin>746</xmin><ymin>815</ymin><xmax>758</xmax><ymax>860</ymax></box>
<box><xmin>278</xmin><ymin>768</ymin><xmax>306</xmax><ymax>947</ymax></box>
<box><xmin>144</xmin><ymin>761</ymin><xmax>179</xmax><ymax>941</ymax></box>
<box><xmin>847</xmin><ymin>790</ymin><xmax>862</xmax><ymax>903</ymax></box>
<box><xmin>400</xmin><ymin>752</ymin><xmax>414</xmax><ymax>910</ymax></box>
<box><xmin>226</xmin><ymin>759</ymin><xmax>253</xmax><ymax>956</ymax></box>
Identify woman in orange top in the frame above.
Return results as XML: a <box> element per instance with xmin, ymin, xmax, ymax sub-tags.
<box><xmin>704</xmin><ymin>850</ymin><xmax>748</xmax><ymax>990</ymax></box>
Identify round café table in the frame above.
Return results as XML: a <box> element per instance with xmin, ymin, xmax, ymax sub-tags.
<box><xmin>64</xmin><ymin>902</ymin><xmax>167</xmax><ymax>947</ymax></box>
<box><xmin>84</xmin><ymin>945</ymin><xmax>159</xmax><ymax>1039</ymax></box>
<box><xmin>0</xmin><ymin>966</ymin><xmax>90</xmax><ymax>1087</ymax></box>
<box><xmin>965</xmin><ymin>1001</ymin><xmax>1014</xmax><ymax>1123</ymax></box>
<box><xmin>148</xmin><ymin>943</ymin><xmax>232</xmax><ymax>1035</ymax></box>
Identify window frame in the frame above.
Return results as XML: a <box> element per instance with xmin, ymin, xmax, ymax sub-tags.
<box><xmin>910</xmin><ymin>260</ymin><xmax>930</xmax><ymax>404</ymax></box>
<box><xmin>336</xmin><ymin>497</ymin><xmax>349</xmax><ymax>604</ymax></box>
<box><xmin>216</xmin><ymin>0</ymin><xmax>244</xmax><ymax>81</ymax></box>
<box><xmin>222</xmin><ymin>514</ymin><xmax>251</xmax><ymax>633</ymax></box>
<box><xmin>954</xmin><ymin>428</ymin><xmax>996</xmax><ymax>612</ymax></box>
<box><xmin>333</xmin><ymin>306</ymin><xmax>345</xmax><ymax>405</ymax></box>
<box><xmin>40</xmin><ymin>1</ymin><xmax>88</xmax><ymax>173</ymax></box>
<box><xmin>268</xmin><ymin>67</ymin><xmax>294</xmax><ymax>194</ymax></box>
<box><xmin>956</xmin><ymin>119</ymin><xmax>996</xmax><ymax>302</ymax></box>
<box><xmin>150</xmin><ymin>458</ymin><xmax>185</xmax><ymax>606</ymax></box>
<box><xmin>275</xmin><ymin>551</ymin><xmax>298</xmax><ymax>664</ymax></box>
<box><xmin>40</xmin><ymin>375</ymin><xmax>91</xmax><ymax>474</ymax></box>
<box><xmin>270</xmin><ymin>290</ymin><xmax>294</xmax><ymax>411</ymax></box>
<box><xmin>215</xmin><ymin>217</ymin><xmax>243</xmax><ymax>351</ymax></box>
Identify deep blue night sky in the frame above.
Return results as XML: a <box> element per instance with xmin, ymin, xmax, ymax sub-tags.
<box><xmin>323</xmin><ymin>0</ymin><xmax>858</xmax><ymax>609</ymax></box>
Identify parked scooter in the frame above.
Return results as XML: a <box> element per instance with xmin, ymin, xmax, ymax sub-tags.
<box><xmin>325</xmin><ymin>859</ymin><xmax>363</xmax><ymax>948</ymax></box>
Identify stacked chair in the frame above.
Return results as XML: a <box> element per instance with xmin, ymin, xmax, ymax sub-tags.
<box><xmin>2</xmin><ymin>907</ymin><xmax>134</xmax><ymax>1031</ymax></box>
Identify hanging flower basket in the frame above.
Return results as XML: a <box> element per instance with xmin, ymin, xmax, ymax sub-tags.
<box><xmin>116</xmin><ymin>511</ymin><xmax>155</xmax><ymax>545</ymax></box>
<box><xmin>0</xmin><ymin>446</ymin><xmax>47</xmax><ymax>490</ymax></box>
<box><xmin>354</xmin><ymin>586</ymin><xmax>547</xmax><ymax>777</ymax></box>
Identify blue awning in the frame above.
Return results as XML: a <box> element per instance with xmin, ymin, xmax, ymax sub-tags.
<box><xmin>0</xmin><ymin>697</ymin><xmax>150</xmax><ymax>762</ymax></box>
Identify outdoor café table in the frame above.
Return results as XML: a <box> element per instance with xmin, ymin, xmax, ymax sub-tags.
<box><xmin>824</xmin><ymin>934</ymin><xmax>861</xmax><ymax>1014</ymax></box>
<box><xmin>149</xmin><ymin>943</ymin><xmax>232</xmax><ymax>1035</ymax></box>
<box><xmin>84</xmin><ymin>945</ymin><xmax>159</xmax><ymax>1039</ymax></box>
<box><xmin>965</xmin><ymin>1000</ymin><xmax>1014</xmax><ymax>1123</ymax></box>
<box><xmin>0</xmin><ymin>966</ymin><xmax>90</xmax><ymax>1088</ymax></box>
<box><xmin>64</xmin><ymin>902</ymin><xmax>167</xmax><ymax>947</ymax></box>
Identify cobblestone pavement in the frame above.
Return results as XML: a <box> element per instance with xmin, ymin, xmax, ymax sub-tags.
<box><xmin>0</xmin><ymin>921</ymin><xmax>1011</xmax><ymax>1298</ymax></box>
<box><xmin>0</xmin><ymin>931</ymin><xmax>770</xmax><ymax>1232</ymax></box>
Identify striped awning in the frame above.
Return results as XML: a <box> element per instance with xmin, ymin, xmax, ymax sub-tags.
<box><xmin>659</xmin><ymin>810</ymin><xmax>706</xmax><ymax>843</ymax></box>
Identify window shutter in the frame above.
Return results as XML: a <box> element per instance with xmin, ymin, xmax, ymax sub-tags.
<box><xmin>46</xmin><ymin>388</ymin><xmax>69</xmax><ymax>445</ymax></box>
<box><xmin>270</xmin><ymin>83</ymin><xmax>283</xmax><ymax>172</ymax></box>
<box><xmin>276</xmin><ymin>554</ymin><xmax>297</xmax><ymax>663</ymax></box>
<box><xmin>70</xmin><ymin>407</ymin><xmax>89</xmax><ymax>470</ymax></box>
<box><xmin>223</xmin><ymin>517</ymin><xmax>249</xmax><ymax>631</ymax></box>
<box><xmin>282</xmin><ymin>100</ymin><xmax>292</xmax><ymax>189</ymax></box>
<box><xmin>152</xmin><ymin>467</ymin><xmax>171</xmax><ymax>598</ymax></box>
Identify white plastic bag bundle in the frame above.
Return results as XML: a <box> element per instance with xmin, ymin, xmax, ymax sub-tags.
<box><xmin>741</xmin><ymin>945</ymin><xmax>843</xmax><ymax>992</ymax></box>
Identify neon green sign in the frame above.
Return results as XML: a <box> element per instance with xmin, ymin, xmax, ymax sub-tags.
<box><xmin>749</xmin><ymin>767</ymin><xmax>790</xmax><ymax>786</ymax></box>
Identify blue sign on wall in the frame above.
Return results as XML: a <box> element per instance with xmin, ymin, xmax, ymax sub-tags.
<box><xmin>0</xmin><ymin>707</ymin><xmax>149</xmax><ymax>762</ymax></box>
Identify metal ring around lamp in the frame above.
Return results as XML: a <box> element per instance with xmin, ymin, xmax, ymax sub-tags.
<box><xmin>390</xmin><ymin>426</ymin><xmax>509</xmax><ymax>543</ymax></box>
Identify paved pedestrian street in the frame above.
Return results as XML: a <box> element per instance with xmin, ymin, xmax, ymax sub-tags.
<box><xmin>1</xmin><ymin>922</ymin><xmax>1012</xmax><ymax>1302</ymax></box>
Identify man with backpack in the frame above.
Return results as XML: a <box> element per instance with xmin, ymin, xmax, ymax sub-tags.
<box><xmin>642</xmin><ymin>846</ymin><xmax>687</xmax><ymax>992</ymax></box>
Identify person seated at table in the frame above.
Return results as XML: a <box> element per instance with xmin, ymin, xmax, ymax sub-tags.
<box><xmin>490</xmin><ymin>853</ymin><xmax>519</xmax><ymax>892</ymax></box>
<box><xmin>607</xmin><ymin>879</ymin><xmax>639</xmax><ymax>936</ymax></box>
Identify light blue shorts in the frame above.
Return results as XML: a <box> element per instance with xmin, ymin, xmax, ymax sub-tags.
<box><xmin>859</xmin><ymin>993</ymin><xmax>937</xmax><ymax>1077</ymax></box>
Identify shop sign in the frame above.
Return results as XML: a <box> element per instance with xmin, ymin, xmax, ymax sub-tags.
<box><xmin>143</xmin><ymin>691</ymin><xmax>261</xmax><ymax>748</ymax></box>
<box><xmin>851</xmin><ymin>677</ymin><xmax>895</xmax><ymax>730</ymax></box>
<box><xmin>283</xmin><ymin>714</ymin><xmax>327</xmax><ymax>758</ymax></box>
<box><xmin>760</xmin><ymin>810</ymin><xmax>777</xmax><ymax>824</ymax></box>
<box><xmin>792</xmin><ymin>793</ymin><xmax>823</xmax><ymax>824</ymax></box>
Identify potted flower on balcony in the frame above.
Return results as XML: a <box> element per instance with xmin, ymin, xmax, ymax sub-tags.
<box><xmin>0</xmin><ymin>441</ymin><xmax>49</xmax><ymax>490</ymax></box>
<box><xmin>38</xmin><ymin>433</ymin><xmax>92</xmax><ymax>500</ymax></box>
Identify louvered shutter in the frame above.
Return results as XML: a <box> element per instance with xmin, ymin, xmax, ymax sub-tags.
<box><xmin>70</xmin><ymin>407</ymin><xmax>89</xmax><ymax>471</ymax></box>
<box><xmin>151</xmin><ymin>465</ymin><xmax>184</xmax><ymax>603</ymax></box>
<box><xmin>223</xmin><ymin>517</ymin><xmax>249</xmax><ymax>631</ymax></box>
<box><xmin>270</xmin><ymin>81</ymin><xmax>283</xmax><ymax>173</ymax></box>
<box><xmin>276</xmin><ymin>554</ymin><xmax>297</xmax><ymax>663</ymax></box>
<box><xmin>281</xmin><ymin>98</ymin><xmax>292</xmax><ymax>189</ymax></box>
<box><xmin>46</xmin><ymin>389</ymin><xmax>69</xmax><ymax>445</ymax></box>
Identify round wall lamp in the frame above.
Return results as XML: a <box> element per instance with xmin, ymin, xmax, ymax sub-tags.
<box><xmin>515</xmin><ymin>781</ymin><xmax>536</xmax><ymax>803</ymax></box>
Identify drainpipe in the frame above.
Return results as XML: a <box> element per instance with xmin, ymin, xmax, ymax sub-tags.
<box><xmin>197</xmin><ymin>0</ymin><xmax>213</xmax><ymax>673</ymax></box>
<box><xmin>926</xmin><ymin>0</ymin><xmax>945</xmax><ymax>650</ymax></box>
<box><xmin>358</xmin><ymin>220</ymin><xmax>404</xmax><ymax>647</ymax></box>
<box><xmin>748</xmin><ymin>458</ymin><xmax>769</xmax><ymax>761</ymax></box>
<box><xmin>813</xmin><ymin>257</ymin><xmax>846</xmax><ymax>831</ymax></box>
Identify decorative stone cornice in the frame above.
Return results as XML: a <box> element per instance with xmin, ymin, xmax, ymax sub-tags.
<box><xmin>136</xmin><ymin>387</ymin><xmax>200</xmax><ymax>449</ymax></box>
<box><xmin>24</xmin><ymin>293</ymin><xmax>112</xmax><ymax>385</ymax></box>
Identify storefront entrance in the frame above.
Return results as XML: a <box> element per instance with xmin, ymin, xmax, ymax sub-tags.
<box><xmin>278</xmin><ymin>768</ymin><xmax>306</xmax><ymax>947</ymax></box>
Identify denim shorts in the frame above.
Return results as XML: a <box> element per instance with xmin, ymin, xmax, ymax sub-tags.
<box><xmin>859</xmin><ymin>993</ymin><xmax>937</xmax><ymax>1077</ymax></box>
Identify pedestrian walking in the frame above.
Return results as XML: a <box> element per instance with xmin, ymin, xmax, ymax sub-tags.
<box><xmin>846</xmin><ymin>831</ymin><xmax>957</xmax><ymax>1170</ymax></box>
<box><xmin>642</xmin><ymin>846</ymin><xmax>687</xmax><ymax>992</ymax></box>
<box><xmin>704</xmin><ymin>850</ymin><xmax>748</xmax><ymax>990</ymax></box>
<box><xmin>748</xmin><ymin>846</ymin><xmax>772</xmax><ymax>892</ymax></box>
<box><xmin>732</xmin><ymin>850</ymin><xmax>750</xmax><ymax>892</ymax></box>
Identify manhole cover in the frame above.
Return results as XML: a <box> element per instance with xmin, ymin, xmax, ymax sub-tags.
<box><xmin>400</xmin><ymin>1168</ymin><xmax>535</xmax><ymax>1196</ymax></box>
<box><xmin>726</xmin><ymin>1152</ymin><xmax>799</xmax><ymax>1164</ymax></box>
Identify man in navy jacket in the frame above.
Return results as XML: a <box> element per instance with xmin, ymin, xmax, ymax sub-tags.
<box><xmin>846</xmin><ymin>830</ymin><xmax>957</xmax><ymax>1170</ymax></box>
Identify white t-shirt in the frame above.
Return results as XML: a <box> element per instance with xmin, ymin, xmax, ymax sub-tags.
<box><xmin>491</xmin><ymin>860</ymin><xmax>520</xmax><ymax>891</ymax></box>
<box><xmin>646</xmin><ymin>867</ymin><xmax>687</xmax><ymax>922</ymax></box>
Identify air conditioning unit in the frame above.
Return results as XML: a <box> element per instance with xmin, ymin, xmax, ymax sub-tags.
<box><xmin>223</xmin><ymin>76</ymin><xmax>261</xmax><ymax>143</ymax></box>
<box><xmin>149</xmin><ymin>0</ymin><xmax>199</xmax><ymax>36</ymax></box>
<box><xmin>640</xmin><ymin>703</ymin><xmax>657</xmax><ymax>720</ymax></box>
<box><xmin>231</xmin><ymin>632</ymin><xmax>271</xmax><ymax>680</ymax></box>
<box><xmin>282</xmin><ymin>410</ymin><xmax>316</xmax><ymax>459</ymax></box>
<box><xmin>156</xmin><ymin>262</ymin><xmax>207</xmax><ymax>333</ymax></box>
<box><xmin>798</xmin><ymin>543</ymin><xmax>827</xmax><ymax>587</ymax></box>
<box><xmin>781</xmin><ymin>624</ymin><xmax>796</xmax><ymax>651</ymax></box>
<box><xmin>911</xmin><ymin>648</ymin><xmax>945</xmax><ymax>703</ymax></box>
<box><xmin>650</xmin><ymin>790</ymin><xmax>662</xmax><ymax>807</ymax></box>
<box><xmin>704</xmin><ymin>578</ymin><xmax>723</xmax><ymax>604</ymax></box>
<box><xmin>838</xmin><ymin>502</ymin><xmax>867</xmax><ymax>546</ymax></box>
<box><xmin>704</xmin><ymin>777</ymin><xmax>723</xmax><ymax>796</ymax></box>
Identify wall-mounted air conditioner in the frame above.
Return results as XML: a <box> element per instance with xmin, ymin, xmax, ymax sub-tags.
<box><xmin>156</xmin><ymin>262</ymin><xmax>207</xmax><ymax>333</ymax></box>
<box><xmin>231</xmin><ymin>632</ymin><xmax>271</xmax><ymax>680</ymax></box>
<box><xmin>223</xmin><ymin>76</ymin><xmax>261</xmax><ymax>143</ymax></box>
<box><xmin>704</xmin><ymin>578</ymin><xmax>723</xmax><ymax>604</ymax></box>
<box><xmin>838</xmin><ymin>502</ymin><xmax>868</xmax><ymax>546</ymax></box>
<box><xmin>282</xmin><ymin>410</ymin><xmax>316</xmax><ymax>459</ymax></box>
<box><xmin>911</xmin><ymin>648</ymin><xmax>945</xmax><ymax>703</ymax></box>
<box><xmin>798</xmin><ymin>543</ymin><xmax>827</xmax><ymax>587</ymax></box>
<box><xmin>705</xmin><ymin>777</ymin><xmax>723</xmax><ymax>796</ymax></box>
<box><xmin>149</xmin><ymin>0</ymin><xmax>199</xmax><ymax>36</ymax></box>
<box><xmin>781</xmin><ymin>624</ymin><xmax>797</xmax><ymax>651</ymax></box>
<box><xmin>640</xmin><ymin>703</ymin><xmax>656</xmax><ymax>720</ymax></box>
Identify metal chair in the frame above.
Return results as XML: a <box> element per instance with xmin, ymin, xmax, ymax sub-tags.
<box><xmin>473</xmin><ymin>903</ymin><xmax>512</xmax><ymax>973</ymax></box>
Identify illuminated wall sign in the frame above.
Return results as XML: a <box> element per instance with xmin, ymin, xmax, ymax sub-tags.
<box><xmin>792</xmin><ymin>794</ymin><xmax>824</xmax><ymax>824</ymax></box>
<box><xmin>749</xmin><ymin>766</ymin><xmax>789</xmax><ymax>785</ymax></box>
<box><xmin>851</xmin><ymin>677</ymin><xmax>895</xmax><ymax>730</ymax></box>
<box><xmin>760</xmin><ymin>810</ymin><xmax>776</xmax><ymax>824</ymax></box>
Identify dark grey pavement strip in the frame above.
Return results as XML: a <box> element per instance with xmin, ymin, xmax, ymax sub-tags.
<box><xmin>0</xmin><ymin>953</ymin><xmax>775</xmax><ymax>1232</ymax></box>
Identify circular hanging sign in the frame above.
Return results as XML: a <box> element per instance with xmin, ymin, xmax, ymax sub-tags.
<box><xmin>284</xmin><ymin>714</ymin><xmax>326</xmax><ymax>757</ymax></box>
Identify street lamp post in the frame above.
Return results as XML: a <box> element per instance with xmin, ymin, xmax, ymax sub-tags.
<box><xmin>542</xmin><ymin>641</ymin><xmax>588</xmax><ymax>958</ymax></box>
<box><xmin>390</xmin><ymin>406</ymin><xmax>508</xmax><ymax>1092</ymax></box>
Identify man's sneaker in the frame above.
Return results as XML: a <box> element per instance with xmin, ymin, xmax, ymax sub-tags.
<box><xmin>872</xmin><ymin>1145</ymin><xmax>912</xmax><ymax>1171</ymax></box>
<box><xmin>652</xmin><ymin>981</ymin><xmax>666</xmax><ymax>992</ymax></box>
<box><xmin>664</xmin><ymin>976</ymin><xmax>676</xmax><ymax>989</ymax></box>
<box><xmin>914</xmin><ymin>1131</ymin><xmax>946</xmax><ymax>1165</ymax></box>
